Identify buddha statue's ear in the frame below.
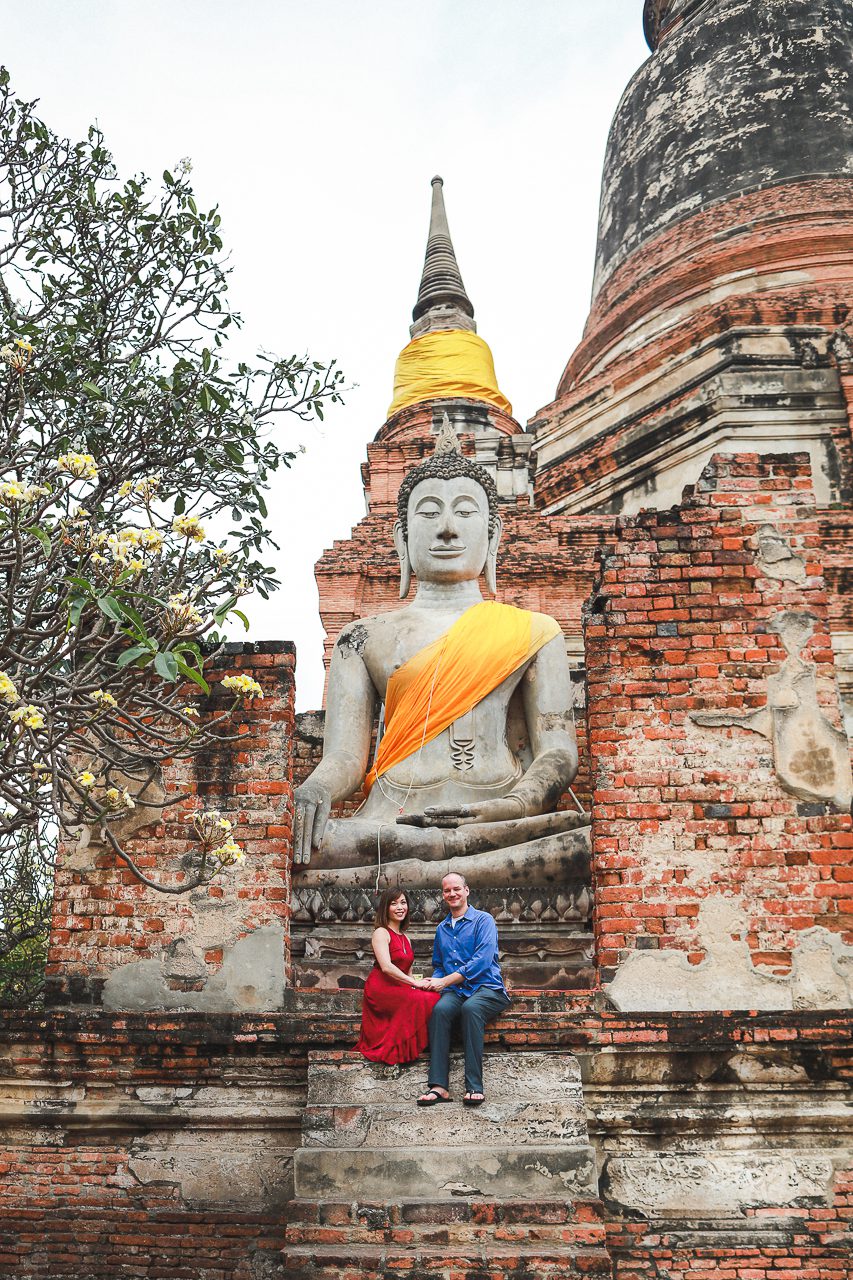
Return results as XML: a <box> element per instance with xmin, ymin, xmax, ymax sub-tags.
<box><xmin>393</xmin><ymin>519</ymin><xmax>412</xmax><ymax>599</ymax></box>
<box><xmin>485</xmin><ymin>514</ymin><xmax>503</xmax><ymax>595</ymax></box>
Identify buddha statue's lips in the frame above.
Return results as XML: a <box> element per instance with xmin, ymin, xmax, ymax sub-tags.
<box><xmin>429</xmin><ymin>546</ymin><xmax>465</xmax><ymax>556</ymax></box>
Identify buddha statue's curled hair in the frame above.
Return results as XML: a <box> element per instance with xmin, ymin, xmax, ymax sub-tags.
<box><xmin>396</xmin><ymin>445</ymin><xmax>500</xmax><ymax>538</ymax></box>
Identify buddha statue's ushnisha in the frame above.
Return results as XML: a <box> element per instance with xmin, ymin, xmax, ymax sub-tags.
<box><xmin>293</xmin><ymin>418</ymin><xmax>588</xmax><ymax>889</ymax></box>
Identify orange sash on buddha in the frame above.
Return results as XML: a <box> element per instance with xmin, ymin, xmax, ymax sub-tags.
<box><xmin>364</xmin><ymin>601</ymin><xmax>561</xmax><ymax>794</ymax></box>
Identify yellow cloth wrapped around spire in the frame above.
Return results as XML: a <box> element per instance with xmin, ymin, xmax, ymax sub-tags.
<box><xmin>365</xmin><ymin>602</ymin><xmax>559</xmax><ymax>793</ymax></box>
<box><xmin>388</xmin><ymin>330</ymin><xmax>512</xmax><ymax>418</ymax></box>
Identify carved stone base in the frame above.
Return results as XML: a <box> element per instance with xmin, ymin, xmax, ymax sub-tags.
<box><xmin>291</xmin><ymin>883</ymin><xmax>594</xmax><ymax>991</ymax></box>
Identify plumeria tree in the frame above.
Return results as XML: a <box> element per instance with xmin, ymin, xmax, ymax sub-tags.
<box><xmin>0</xmin><ymin>69</ymin><xmax>343</xmax><ymax>1003</ymax></box>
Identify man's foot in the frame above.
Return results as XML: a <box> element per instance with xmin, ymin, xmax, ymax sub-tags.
<box><xmin>416</xmin><ymin>1088</ymin><xmax>452</xmax><ymax>1107</ymax></box>
<box><xmin>463</xmin><ymin>1091</ymin><xmax>485</xmax><ymax>1107</ymax></box>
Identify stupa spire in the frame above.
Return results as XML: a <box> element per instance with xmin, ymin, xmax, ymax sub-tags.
<box><xmin>411</xmin><ymin>176</ymin><xmax>476</xmax><ymax>334</ymax></box>
<box><xmin>386</xmin><ymin>176</ymin><xmax>512</xmax><ymax>420</ymax></box>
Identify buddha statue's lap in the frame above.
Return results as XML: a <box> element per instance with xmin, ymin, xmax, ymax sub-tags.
<box><xmin>292</xmin><ymin>420</ymin><xmax>587</xmax><ymax>890</ymax></box>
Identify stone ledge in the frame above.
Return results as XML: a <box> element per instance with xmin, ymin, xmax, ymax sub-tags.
<box><xmin>293</xmin><ymin>1144</ymin><xmax>599</xmax><ymax>1201</ymax></box>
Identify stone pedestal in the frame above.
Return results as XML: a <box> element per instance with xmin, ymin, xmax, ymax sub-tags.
<box><xmin>285</xmin><ymin>1049</ymin><xmax>607</xmax><ymax>1277</ymax></box>
<box><xmin>295</xmin><ymin>1049</ymin><xmax>597</xmax><ymax>1200</ymax></box>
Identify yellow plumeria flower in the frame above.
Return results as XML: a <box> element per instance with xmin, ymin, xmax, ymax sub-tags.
<box><xmin>10</xmin><ymin>704</ymin><xmax>45</xmax><ymax>730</ymax></box>
<box><xmin>163</xmin><ymin>593</ymin><xmax>204</xmax><ymax>633</ymax></box>
<box><xmin>104</xmin><ymin>786</ymin><xmax>135</xmax><ymax>812</ymax></box>
<box><xmin>1</xmin><ymin>338</ymin><xmax>34</xmax><ymax>373</ymax></box>
<box><xmin>119</xmin><ymin>474</ymin><xmax>161</xmax><ymax>503</ymax></box>
<box><xmin>0</xmin><ymin>481</ymin><xmax>47</xmax><ymax>507</ymax></box>
<box><xmin>172</xmin><ymin>514</ymin><xmax>205</xmax><ymax>542</ymax></box>
<box><xmin>212</xmin><ymin>839</ymin><xmax>244</xmax><ymax>865</ymax></box>
<box><xmin>184</xmin><ymin>706</ymin><xmax>200</xmax><ymax>718</ymax></box>
<box><xmin>77</xmin><ymin>771</ymin><xmax>96</xmax><ymax>788</ymax></box>
<box><xmin>91</xmin><ymin>689</ymin><xmax>118</xmax><ymax>709</ymax></box>
<box><xmin>56</xmin><ymin>452</ymin><xmax>98</xmax><ymax>480</ymax></box>
<box><xmin>0</xmin><ymin>672</ymin><xmax>19</xmax><ymax>704</ymax></box>
<box><xmin>140</xmin><ymin>528</ymin><xmax>164</xmax><ymax>552</ymax></box>
<box><xmin>222</xmin><ymin>674</ymin><xmax>264</xmax><ymax>699</ymax></box>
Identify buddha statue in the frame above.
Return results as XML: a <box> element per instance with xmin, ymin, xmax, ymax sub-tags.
<box><xmin>293</xmin><ymin>418</ymin><xmax>589</xmax><ymax>890</ymax></box>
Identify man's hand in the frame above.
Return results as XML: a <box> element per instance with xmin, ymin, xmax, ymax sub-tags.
<box><xmin>397</xmin><ymin>797</ymin><xmax>526</xmax><ymax>829</ymax></box>
<box><xmin>293</xmin><ymin>780</ymin><xmax>333</xmax><ymax>865</ymax></box>
<box><xmin>424</xmin><ymin>974</ymin><xmax>461</xmax><ymax>992</ymax></box>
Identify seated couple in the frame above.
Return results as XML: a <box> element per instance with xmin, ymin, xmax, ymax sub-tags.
<box><xmin>356</xmin><ymin>872</ymin><xmax>510</xmax><ymax>1106</ymax></box>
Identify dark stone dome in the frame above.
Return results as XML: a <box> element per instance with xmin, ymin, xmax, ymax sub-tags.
<box><xmin>594</xmin><ymin>0</ymin><xmax>853</xmax><ymax>295</ymax></box>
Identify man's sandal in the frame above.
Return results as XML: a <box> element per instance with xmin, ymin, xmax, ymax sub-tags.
<box><xmin>416</xmin><ymin>1089</ymin><xmax>452</xmax><ymax>1107</ymax></box>
<box><xmin>463</xmin><ymin>1092</ymin><xmax>485</xmax><ymax>1107</ymax></box>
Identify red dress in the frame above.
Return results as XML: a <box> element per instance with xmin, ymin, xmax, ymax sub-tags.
<box><xmin>356</xmin><ymin>929</ymin><xmax>441</xmax><ymax>1065</ymax></box>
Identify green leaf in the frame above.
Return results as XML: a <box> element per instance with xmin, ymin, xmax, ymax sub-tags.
<box><xmin>224</xmin><ymin>441</ymin><xmax>244</xmax><ymax>465</ymax></box>
<box><xmin>117</xmin><ymin>644</ymin><xmax>152</xmax><ymax>668</ymax></box>
<box><xmin>81</xmin><ymin>381</ymin><xmax>104</xmax><ymax>400</ymax></box>
<box><xmin>154</xmin><ymin>651</ymin><xmax>179</xmax><ymax>682</ymax></box>
<box><xmin>24</xmin><ymin>525</ymin><xmax>51</xmax><ymax>556</ymax></box>
<box><xmin>214</xmin><ymin>594</ymin><xmax>238</xmax><ymax>626</ymax></box>
<box><xmin>68</xmin><ymin>597</ymin><xmax>85</xmax><ymax>629</ymax></box>
<box><xmin>174</xmin><ymin>494</ymin><xmax>185</xmax><ymax>516</ymax></box>
<box><xmin>115</xmin><ymin>599</ymin><xmax>147</xmax><ymax>634</ymax></box>
<box><xmin>232</xmin><ymin>608</ymin><xmax>250</xmax><ymax>632</ymax></box>
<box><xmin>257</xmin><ymin>495</ymin><xmax>267</xmax><ymax>519</ymax></box>
<box><xmin>199</xmin><ymin>386</ymin><xmax>213</xmax><ymax>412</ymax></box>
<box><xmin>97</xmin><ymin>596</ymin><xmax>125</xmax><ymax>624</ymax></box>
<box><xmin>175</xmin><ymin>657</ymin><xmax>210</xmax><ymax>693</ymax></box>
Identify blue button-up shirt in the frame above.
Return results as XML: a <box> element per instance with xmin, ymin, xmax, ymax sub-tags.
<box><xmin>432</xmin><ymin>905</ymin><xmax>508</xmax><ymax>999</ymax></box>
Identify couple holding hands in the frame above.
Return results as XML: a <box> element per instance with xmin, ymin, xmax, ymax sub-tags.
<box><xmin>356</xmin><ymin>872</ymin><xmax>510</xmax><ymax>1106</ymax></box>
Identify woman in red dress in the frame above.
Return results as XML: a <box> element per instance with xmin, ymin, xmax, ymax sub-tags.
<box><xmin>356</xmin><ymin>888</ymin><xmax>441</xmax><ymax>1065</ymax></box>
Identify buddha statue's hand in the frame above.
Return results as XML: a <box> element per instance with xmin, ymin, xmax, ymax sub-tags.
<box><xmin>397</xmin><ymin>797</ymin><xmax>527</xmax><ymax>829</ymax></box>
<box><xmin>293</xmin><ymin>780</ymin><xmax>333</xmax><ymax>865</ymax></box>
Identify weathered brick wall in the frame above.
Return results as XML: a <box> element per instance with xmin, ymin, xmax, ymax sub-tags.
<box><xmin>586</xmin><ymin>453</ymin><xmax>853</xmax><ymax>996</ymax></box>
<box><xmin>46</xmin><ymin>642</ymin><xmax>295</xmax><ymax>1007</ymax></box>
<box><xmin>0</xmin><ymin>1005</ymin><xmax>849</xmax><ymax>1278</ymax></box>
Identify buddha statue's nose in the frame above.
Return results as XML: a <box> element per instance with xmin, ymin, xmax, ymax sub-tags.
<box><xmin>436</xmin><ymin>511</ymin><xmax>458</xmax><ymax>541</ymax></box>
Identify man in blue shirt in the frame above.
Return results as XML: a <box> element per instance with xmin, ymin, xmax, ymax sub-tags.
<box><xmin>417</xmin><ymin>872</ymin><xmax>510</xmax><ymax>1107</ymax></box>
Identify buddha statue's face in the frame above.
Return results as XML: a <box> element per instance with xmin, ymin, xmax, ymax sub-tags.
<box><xmin>404</xmin><ymin>475</ymin><xmax>491</xmax><ymax>585</ymax></box>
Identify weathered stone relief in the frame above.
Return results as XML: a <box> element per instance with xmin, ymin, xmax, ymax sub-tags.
<box><xmin>128</xmin><ymin>1127</ymin><xmax>293</xmax><ymax>1209</ymax></box>
<box><xmin>65</xmin><ymin>762</ymin><xmax>167</xmax><ymax>869</ymax></box>
<box><xmin>603</xmin><ymin>1152</ymin><xmax>838</xmax><ymax>1214</ymax></box>
<box><xmin>101</xmin><ymin>924</ymin><xmax>285</xmax><ymax>1012</ymax></box>
<box><xmin>606</xmin><ymin>895</ymin><xmax>853</xmax><ymax>1012</ymax></box>
<box><xmin>754</xmin><ymin>523</ymin><xmax>807</xmax><ymax>584</ymax></box>
<box><xmin>691</xmin><ymin>609</ymin><xmax>853</xmax><ymax>811</ymax></box>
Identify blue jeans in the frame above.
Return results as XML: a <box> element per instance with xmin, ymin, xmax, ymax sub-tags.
<box><xmin>427</xmin><ymin>987</ymin><xmax>511</xmax><ymax>1095</ymax></box>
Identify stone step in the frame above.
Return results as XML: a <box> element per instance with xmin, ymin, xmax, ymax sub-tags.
<box><xmin>281</xmin><ymin>1242</ymin><xmax>613</xmax><ymax>1280</ymax></box>
<box><xmin>303</xmin><ymin>1098</ymin><xmax>589</xmax><ymax>1148</ymax></box>
<box><xmin>305</xmin><ymin>1049</ymin><xmax>584</xmax><ymax>1106</ymax></box>
<box><xmin>293</xmin><ymin>1143</ymin><xmax>599</xmax><ymax>1200</ymax></box>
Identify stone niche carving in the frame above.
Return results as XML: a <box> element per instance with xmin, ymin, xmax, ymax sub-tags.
<box><xmin>691</xmin><ymin>609</ymin><xmax>852</xmax><ymax>811</ymax></box>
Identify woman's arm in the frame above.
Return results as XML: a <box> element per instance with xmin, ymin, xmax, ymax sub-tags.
<box><xmin>371</xmin><ymin>928</ymin><xmax>429</xmax><ymax>988</ymax></box>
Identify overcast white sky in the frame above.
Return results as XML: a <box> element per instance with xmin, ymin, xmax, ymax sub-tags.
<box><xmin>6</xmin><ymin>1</ymin><xmax>649</xmax><ymax>708</ymax></box>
